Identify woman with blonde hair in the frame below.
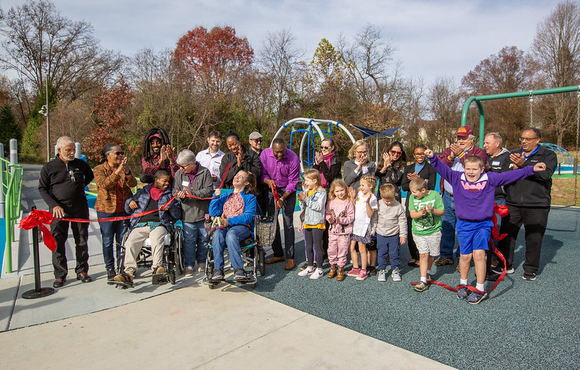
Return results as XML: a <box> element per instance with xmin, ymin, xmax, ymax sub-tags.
<box><xmin>343</xmin><ymin>140</ymin><xmax>376</xmax><ymax>192</ymax></box>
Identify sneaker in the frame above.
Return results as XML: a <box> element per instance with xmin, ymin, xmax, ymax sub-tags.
<box><xmin>298</xmin><ymin>266</ymin><xmax>315</xmax><ymax>276</ymax></box>
<box><xmin>210</xmin><ymin>269</ymin><xmax>224</xmax><ymax>282</ymax></box>
<box><xmin>233</xmin><ymin>269</ymin><xmax>247</xmax><ymax>281</ymax></box>
<box><xmin>184</xmin><ymin>267</ymin><xmax>194</xmax><ymax>277</ymax></box>
<box><xmin>492</xmin><ymin>267</ymin><xmax>515</xmax><ymax>275</ymax></box>
<box><xmin>391</xmin><ymin>267</ymin><xmax>401</xmax><ymax>282</ymax></box>
<box><xmin>367</xmin><ymin>266</ymin><xmax>376</xmax><ymax>276</ymax></box>
<box><xmin>523</xmin><ymin>272</ymin><xmax>537</xmax><ymax>281</ymax></box>
<box><xmin>457</xmin><ymin>287</ymin><xmax>470</xmax><ymax>300</ymax></box>
<box><xmin>467</xmin><ymin>291</ymin><xmax>488</xmax><ymax>304</ymax></box>
<box><xmin>356</xmin><ymin>269</ymin><xmax>368</xmax><ymax>281</ymax></box>
<box><xmin>413</xmin><ymin>281</ymin><xmax>429</xmax><ymax>292</ymax></box>
<box><xmin>434</xmin><ymin>257</ymin><xmax>454</xmax><ymax>266</ymax></box>
<box><xmin>347</xmin><ymin>268</ymin><xmax>360</xmax><ymax>276</ymax></box>
<box><xmin>309</xmin><ymin>268</ymin><xmax>324</xmax><ymax>280</ymax></box>
<box><xmin>377</xmin><ymin>269</ymin><xmax>387</xmax><ymax>282</ymax></box>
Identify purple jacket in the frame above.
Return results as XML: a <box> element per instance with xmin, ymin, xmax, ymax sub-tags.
<box><xmin>430</xmin><ymin>155</ymin><xmax>534</xmax><ymax>222</ymax></box>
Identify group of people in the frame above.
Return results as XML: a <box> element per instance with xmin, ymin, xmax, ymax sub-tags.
<box><xmin>38</xmin><ymin>124</ymin><xmax>556</xmax><ymax>304</ymax></box>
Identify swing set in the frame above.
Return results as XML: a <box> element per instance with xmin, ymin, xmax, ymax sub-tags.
<box><xmin>460</xmin><ymin>85</ymin><xmax>580</xmax><ymax>205</ymax></box>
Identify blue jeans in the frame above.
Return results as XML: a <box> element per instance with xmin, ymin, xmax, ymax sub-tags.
<box><xmin>182</xmin><ymin>220</ymin><xmax>208</xmax><ymax>268</ymax></box>
<box><xmin>97</xmin><ymin>211</ymin><xmax>126</xmax><ymax>271</ymax></box>
<box><xmin>439</xmin><ymin>192</ymin><xmax>458</xmax><ymax>259</ymax></box>
<box><xmin>377</xmin><ymin>234</ymin><xmax>400</xmax><ymax>270</ymax></box>
<box><xmin>211</xmin><ymin>225</ymin><xmax>252</xmax><ymax>270</ymax></box>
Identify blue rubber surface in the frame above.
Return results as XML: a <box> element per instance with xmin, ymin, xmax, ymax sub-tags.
<box><xmin>249</xmin><ymin>206</ymin><xmax>580</xmax><ymax>370</ymax></box>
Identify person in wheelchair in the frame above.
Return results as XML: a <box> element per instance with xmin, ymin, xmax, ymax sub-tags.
<box><xmin>208</xmin><ymin>170</ymin><xmax>257</xmax><ymax>283</ymax></box>
<box><xmin>114</xmin><ymin>170</ymin><xmax>181</xmax><ymax>286</ymax></box>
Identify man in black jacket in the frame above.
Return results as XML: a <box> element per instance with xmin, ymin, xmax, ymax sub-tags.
<box><xmin>220</xmin><ymin>131</ymin><xmax>262</xmax><ymax>189</ymax></box>
<box><xmin>38</xmin><ymin>136</ymin><xmax>94</xmax><ymax>288</ymax></box>
<box><xmin>495</xmin><ymin>128</ymin><xmax>557</xmax><ymax>281</ymax></box>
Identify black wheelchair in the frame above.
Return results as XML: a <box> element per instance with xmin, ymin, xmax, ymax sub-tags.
<box><xmin>203</xmin><ymin>215</ymin><xmax>266</xmax><ymax>289</ymax></box>
<box><xmin>116</xmin><ymin>220</ymin><xmax>184</xmax><ymax>288</ymax></box>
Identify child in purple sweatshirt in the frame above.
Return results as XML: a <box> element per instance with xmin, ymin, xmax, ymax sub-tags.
<box><xmin>425</xmin><ymin>149</ymin><xmax>546</xmax><ymax>304</ymax></box>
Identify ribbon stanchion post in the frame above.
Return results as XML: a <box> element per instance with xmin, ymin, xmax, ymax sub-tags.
<box><xmin>21</xmin><ymin>206</ymin><xmax>55</xmax><ymax>299</ymax></box>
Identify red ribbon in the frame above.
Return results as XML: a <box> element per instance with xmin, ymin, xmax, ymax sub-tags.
<box><xmin>19</xmin><ymin>209</ymin><xmax>57</xmax><ymax>252</ymax></box>
<box><xmin>410</xmin><ymin>203</ymin><xmax>509</xmax><ymax>297</ymax></box>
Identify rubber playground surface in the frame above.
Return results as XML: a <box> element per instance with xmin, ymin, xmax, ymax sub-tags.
<box><xmin>247</xmin><ymin>206</ymin><xmax>579</xmax><ymax>370</ymax></box>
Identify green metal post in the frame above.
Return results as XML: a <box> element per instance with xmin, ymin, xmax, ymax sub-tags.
<box><xmin>461</xmin><ymin>86</ymin><xmax>580</xmax><ymax>147</ymax></box>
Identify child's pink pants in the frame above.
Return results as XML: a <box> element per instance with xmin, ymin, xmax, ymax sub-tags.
<box><xmin>328</xmin><ymin>233</ymin><xmax>350</xmax><ymax>267</ymax></box>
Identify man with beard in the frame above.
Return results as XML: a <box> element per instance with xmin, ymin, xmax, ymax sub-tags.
<box><xmin>38</xmin><ymin>136</ymin><xmax>94</xmax><ymax>288</ymax></box>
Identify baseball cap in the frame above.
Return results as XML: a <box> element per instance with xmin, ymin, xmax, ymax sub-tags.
<box><xmin>249</xmin><ymin>131</ymin><xmax>263</xmax><ymax>140</ymax></box>
<box><xmin>456</xmin><ymin>126</ymin><xmax>473</xmax><ymax>137</ymax></box>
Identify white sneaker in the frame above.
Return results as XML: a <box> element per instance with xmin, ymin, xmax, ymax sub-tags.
<box><xmin>377</xmin><ymin>269</ymin><xmax>387</xmax><ymax>282</ymax></box>
<box><xmin>298</xmin><ymin>266</ymin><xmax>315</xmax><ymax>276</ymax></box>
<box><xmin>391</xmin><ymin>267</ymin><xmax>401</xmax><ymax>282</ymax></box>
<box><xmin>309</xmin><ymin>268</ymin><xmax>324</xmax><ymax>280</ymax></box>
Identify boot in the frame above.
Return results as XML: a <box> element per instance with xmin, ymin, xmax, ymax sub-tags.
<box><xmin>337</xmin><ymin>266</ymin><xmax>345</xmax><ymax>281</ymax></box>
<box><xmin>328</xmin><ymin>264</ymin><xmax>337</xmax><ymax>279</ymax></box>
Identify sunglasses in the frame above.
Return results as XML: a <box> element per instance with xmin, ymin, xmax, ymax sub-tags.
<box><xmin>390</xmin><ymin>151</ymin><xmax>402</xmax><ymax>156</ymax></box>
<box><xmin>113</xmin><ymin>151</ymin><xmax>124</xmax><ymax>156</ymax></box>
<box><xmin>321</xmin><ymin>146</ymin><xmax>330</xmax><ymax>149</ymax></box>
<box><xmin>253</xmin><ymin>139</ymin><xmax>263</xmax><ymax>143</ymax></box>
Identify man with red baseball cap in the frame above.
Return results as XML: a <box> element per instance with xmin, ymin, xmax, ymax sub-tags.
<box><xmin>435</xmin><ymin>126</ymin><xmax>487</xmax><ymax>268</ymax></box>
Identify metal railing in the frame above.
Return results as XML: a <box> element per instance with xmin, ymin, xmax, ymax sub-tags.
<box><xmin>1</xmin><ymin>157</ymin><xmax>23</xmax><ymax>274</ymax></box>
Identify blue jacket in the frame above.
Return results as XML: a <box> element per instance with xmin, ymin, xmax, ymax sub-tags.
<box><xmin>125</xmin><ymin>184</ymin><xmax>182</xmax><ymax>232</ymax></box>
<box><xmin>209</xmin><ymin>190</ymin><xmax>256</xmax><ymax>230</ymax></box>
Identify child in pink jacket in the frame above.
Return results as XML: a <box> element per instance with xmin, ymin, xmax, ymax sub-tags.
<box><xmin>325</xmin><ymin>179</ymin><xmax>355</xmax><ymax>281</ymax></box>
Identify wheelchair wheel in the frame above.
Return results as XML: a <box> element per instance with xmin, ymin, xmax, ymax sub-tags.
<box><xmin>173</xmin><ymin>226</ymin><xmax>184</xmax><ymax>275</ymax></box>
<box><xmin>258</xmin><ymin>247</ymin><xmax>266</xmax><ymax>276</ymax></box>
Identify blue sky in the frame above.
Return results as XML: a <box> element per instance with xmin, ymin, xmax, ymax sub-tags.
<box><xmin>0</xmin><ymin>0</ymin><xmax>559</xmax><ymax>86</ymax></box>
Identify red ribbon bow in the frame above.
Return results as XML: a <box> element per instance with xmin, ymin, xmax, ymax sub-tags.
<box><xmin>491</xmin><ymin>204</ymin><xmax>509</xmax><ymax>241</ymax></box>
<box><xmin>19</xmin><ymin>209</ymin><xmax>57</xmax><ymax>252</ymax></box>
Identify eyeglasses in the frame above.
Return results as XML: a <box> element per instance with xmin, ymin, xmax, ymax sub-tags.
<box><xmin>519</xmin><ymin>137</ymin><xmax>539</xmax><ymax>142</ymax></box>
<box><xmin>178</xmin><ymin>163</ymin><xmax>191</xmax><ymax>169</ymax></box>
<box><xmin>68</xmin><ymin>169</ymin><xmax>76</xmax><ymax>183</ymax></box>
<box><xmin>321</xmin><ymin>146</ymin><xmax>330</xmax><ymax>149</ymax></box>
<box><xmin>390</xmin><ymin>151</ymin><xmax>402</xmax><ymax>156</ymax></box>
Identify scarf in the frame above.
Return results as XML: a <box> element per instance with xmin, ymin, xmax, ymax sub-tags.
<box><xmin>186</xmin><ymin>163</ymin><xmax>199</xmax><ymax>185</ymax></box>
<box><xmin>320</xmin><ymin>152</ymin><xmax>335</xmax><ymax>188</ymax></box>
<box><xmin>150</xmin><ymin>186</ymin><xmax>164</xmax><ymax>201</ymax></box>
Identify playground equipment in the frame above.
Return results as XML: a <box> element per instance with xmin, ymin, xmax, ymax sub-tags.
<box><xmin>349</xmin><ymin>124</ymin><xmax>402</xmax><ymax>166</ymax></box>
<box><xmin>460</xmin><ymin>85</ymin><xmax>580</xmax><ymax>205</ymax></box>
<box><xmin>271</xmin><ymin>118</ymin><xmax>356</xmax><ymax>173</ymax></box>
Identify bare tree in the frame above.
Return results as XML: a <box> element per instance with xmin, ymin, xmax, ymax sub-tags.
<box><xmin>340</xmin><ymin>24</ymin><xmax>395</xmax><ymax>105</ymax></box>
<box><xmin>533</xmin><ymin>0</ymin><xmax>580</xmax><ymax>145</ymax></box>
<box><xmin>258</xmin><ymin>28</ymin><xmax>305</xmax><ymax>120</ymax></box>
<box><xmin>0</xmin><ymin>0</ymin><xmax>122</xmax><ymax>99</ymax></box>
<box><xmin>426</xmin><ymin>77</ymin><xmax>462</xmax><ymax>151</ymax></box>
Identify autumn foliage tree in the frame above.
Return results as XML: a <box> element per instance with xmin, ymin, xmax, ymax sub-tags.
<box><xmin>84</xmin><ymin>77</ymin><xmax>133</xmax><ymax>161</ymax></box>
<box><xmin>173</xmin><ymin>26</ymin><xmax>254</xmax><ymax>95</ymax></box>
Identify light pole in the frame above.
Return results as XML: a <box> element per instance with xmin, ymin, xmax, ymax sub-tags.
<box><xmin>39</xmin><ymin>78</ymin><xmax>49</xmax><ymax>162</ymax></box>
